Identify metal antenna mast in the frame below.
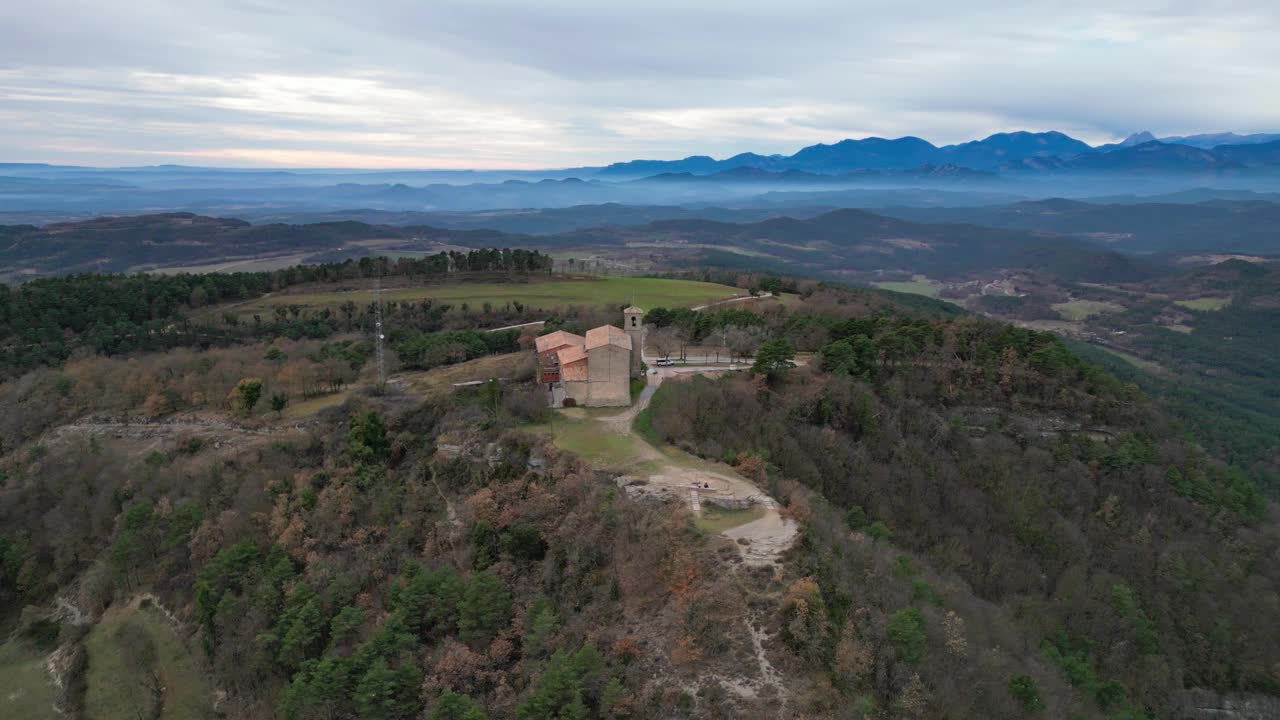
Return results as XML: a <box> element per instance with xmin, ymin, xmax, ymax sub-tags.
<box><xmin>374</xmin><ymin>276</ymin><xmax>387</xmax><ymax>391</ymax></box>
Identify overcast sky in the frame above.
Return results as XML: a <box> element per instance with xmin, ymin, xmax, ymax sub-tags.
<box><xmin>2</xmin><ymin>0</ymin><xmax>1277</xmax><ymax>168</ymax></box>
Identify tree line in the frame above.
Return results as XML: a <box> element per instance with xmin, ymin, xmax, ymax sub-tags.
<box><xmin>0</xmin><ymin>249</ymin><xmax>552</xmax><ymax>378</ymax></box>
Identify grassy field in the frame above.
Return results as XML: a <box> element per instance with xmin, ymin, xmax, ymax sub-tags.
<box><xmin>1052</xmin><ymin>300</ymin><xmax>1125</xmax><ymax>321</ymax></box>
<box><xmin>1020</xmin><ymin>319</ymin><xmax>1084</xmax><ymax>333</ymax></box>
<box><xmin>281</xmin><ymin>390</ymin><xmax>353</xmax><ymax>419</ymax></box>
<box><xmin>529</xmin><ymin>412</ymin><xmax>660</xmax><ymax>473</ymax></box>
<box><xmin>399</xmin><ymin>352</ymin><xmax>531</xmax><ymax>397</ymax></box>
<box><xmin>235</xmin><ymin>276</ymin><xmax>740</xmax><ymax>316</ymax></box>
<box><xmin>874</xmin><ymin>275</ymin><xmax>942</xmax><ymax>298</ymax></box>
<box><xmin>1175</xmin><ymin>296</ymin><xmax>1232</xmax><ymax>311</ymax></box>
<box><xmin>140</xmin><ymin>252</ymin><xmax>314</xmax><ymax>275</ymax></box>
<box><xmin>0</xmin><ymin>638</ymin><xmax>57</xmax><ymax>720</ymax></box>
<box><xmin>1096</xmin><ymin>345</ymin><xmax>1165</xmax><ymax>374</ymax></box>
<box><xmin>695</xmin><ymin>505</ymin><xmax>766</xmax><ymax>533</ymax></box>
<box><xmin>84</xmin><ymin>603</ymin><xmax>213</xmax><ymax>720</ymax></box>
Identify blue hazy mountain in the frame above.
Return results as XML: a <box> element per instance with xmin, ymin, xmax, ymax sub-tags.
<box><xmin>598</xmin><ymin>131</ymin><xmax>1091</xmax><ymax>176</ymax></box>
<box><xmin>597</xmin><ymin>131</ymin><xmax>1280</xmax><ymax>178</ymax></box>
<box><xmin>1158</xmin><ymin>132</ymin><xmax>1280</xmax><ymax>149</ymax></box>
<box><xmin>1063</xmin><ymin>140</ymin><xmax>1244</xmax><ymax>171</ymax></box>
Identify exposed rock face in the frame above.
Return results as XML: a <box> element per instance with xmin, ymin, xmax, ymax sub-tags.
<box><xmin>1179</xmin><ymin>690</ymin><xmax>1280</xmax><ymax>720</ymax></box>
<box><xmin>526</xmin><ymin>450</ymin><xmax>547</xmax><ymax>475</ymax></box>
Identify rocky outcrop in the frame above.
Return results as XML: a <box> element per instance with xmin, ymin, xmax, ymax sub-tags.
<box><xmin>1179</xmin><ymin>690</ymin><xmax>1280</xmax><ymax>720</ymax></box>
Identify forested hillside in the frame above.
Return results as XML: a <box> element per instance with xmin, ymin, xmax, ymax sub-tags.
<box><xmin>0</xmin><ymin>214</ymin><xmax>526</xmax><ymax>279</ymax></box>
<box><xmin>1</xmin><ymin>208</ymin><xmax>1152</xmax><ymax>287</ymax></box>
<box><xmin>1064</xmin><ymin>261</ymin><xmax>1280</xmax><ymax>494</ymax></box>
<box><xmin>635</xmin><ymin>292</ymin><xmax>1278</xmax><ymax>718</ymax></box>
<box><xmin>0</xmin><ymin>250</ymin><xmax>552</xmax><ymax>378</ymax></box>
<box><xmin>553</xmin><ymin>209</ymin><xmax>1150</xmax><ymax>284</ymax></box>
<box><xmin>877</xmin><ymin>199</ymin><xmax>1280</xmax><ymax>254</ymax></box>
<box><xmin>1</xmin><ymin>273</ymin><xmax>1278</xmax><ymax>720</ymax></box>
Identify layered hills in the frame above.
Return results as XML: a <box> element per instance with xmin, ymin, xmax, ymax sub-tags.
<box><xmin>0</xmin><ymin>208</ymin><xmax>1151</xmax><ymax>284</ymax></box>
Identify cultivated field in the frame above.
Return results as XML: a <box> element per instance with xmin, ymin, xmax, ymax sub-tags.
<box><xmin>1096</xmin><ymin>346</ymin><xmax>1165</xmax><ymax>373</ymax></box>
<box><xmin>139</xmin><ymin>252</ymin><xmax>315</xmax><ymax>275</ymax></box>
<box><xmin>1174</xmin><ymin>296</ymin><xmax>1232</xmax><ymax>311</ymax></box>
<box><xmin>230</xmin><ymin>276</ymin><xmax>741</xmax><ymax>316</ymax></box>
<box><xmin>1051</xmin><ymin>300</ymin><xmax>1125</xmax><ymax>321</ymax></box>
<box><xmin>873</xmin><ymin>275</ymin><xmax>942</xmax><ymax>298</ymax></box>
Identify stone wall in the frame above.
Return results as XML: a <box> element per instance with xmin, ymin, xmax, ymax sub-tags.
<box><xmin>702</xmin><ymin>495</ymin><xmax>755</xmax><ymax>511</ymax></box>
<box><xmin>584</xmin><ymin>343</ymin><xmax>630</xmax><ymax>406</ymax></box>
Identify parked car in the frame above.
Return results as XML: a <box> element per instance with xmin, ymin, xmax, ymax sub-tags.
<box><xmin>655</xmin><ymin>358</ymin><xmax>675</xmax><ymax>366</ymax></box>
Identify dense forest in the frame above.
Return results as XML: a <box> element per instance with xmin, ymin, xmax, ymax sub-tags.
<box><xmin>636</xmin><ymin>298</ymin><xmax>1277</xmax><ymax>717</ymax></box>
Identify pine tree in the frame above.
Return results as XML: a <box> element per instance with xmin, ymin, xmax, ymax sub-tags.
<box><xmin>431</xmin><ymin>690</ymin><xmax>489</xmax><ymax>720</ymax></box>
<box><xmin>752</xmin><ymin>338</ymin><xmax>796</xmax><ymax>378</ymax></box>
<box><xmin>354</xmin><ymin>657</ymin><xmax>420</xmax><ymax>720</ymax></box>
<box><xmin>457</xmin><ymin>571</ymin><xmax>511</xmax><ymax>641</ymax></box>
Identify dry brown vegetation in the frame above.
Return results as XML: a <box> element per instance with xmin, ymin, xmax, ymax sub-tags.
<box><xmin>3</xmin><ymin>276</ymin><xmax>1278</xmax><ymax>720</ymax></box>
<box><xmin>0</xmin><ymin>337</ymin><xmax>370</xmax><ymax>455</ymax></box>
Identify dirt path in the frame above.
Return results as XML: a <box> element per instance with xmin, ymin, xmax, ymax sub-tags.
<box><xmin>597</xmin><ymin>366</ymin><xmax>797</xmax><ymax>567</ymax></box>
<box><xmin>485</xmin><ymin>319</ymin><xmax>546</xmax><ymax>333</ymax></box>
<box><xmin>594</xmin><ymin>364</ymin><xmax>795</xmax><ymax>713</ymax></box>
<box><xmin>690</xmin><ymin>292</ymin><xmax>774</xmax><ymax>311</ymax></box>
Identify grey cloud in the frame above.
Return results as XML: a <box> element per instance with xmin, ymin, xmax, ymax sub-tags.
<box><xmin>0</xmin><ymin>0</ymin><xmax>1277</xmax><ymax>167</ymax></box>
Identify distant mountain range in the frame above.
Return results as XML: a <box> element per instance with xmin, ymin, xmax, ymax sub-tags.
<box><xmin>1151</xmin><ymin>131</ymin><xmax>1280</xmax><ymax>149</ymax></box>
<box><xmin>598</xmin><ymin>131</ymin><xmax>1091</xmax><ymax>176</ymax></box>
<box><xmin>636</xmin><ymin>164</ymin><xmax>997</xmax><ymax>184</ymax></box>
<box><xmin>4</xmin><ymin>130</ymin><xmax>1280</xmax><ymax>220</ymax></box>
<box><xmin>598</xmin><ymin>131</ymin><xmax>1280</xmax><ymax>178</ymax></box>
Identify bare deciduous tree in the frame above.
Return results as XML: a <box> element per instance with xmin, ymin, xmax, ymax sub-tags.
<box><xmin>647</xmin><ymin>326</ymin><xmax>679</xmax><ymax>360</ymax></box>
<box><xmin>724</xmin><ymin>326</ymin><xmax>765</xmax><ymax>363</ymax></box>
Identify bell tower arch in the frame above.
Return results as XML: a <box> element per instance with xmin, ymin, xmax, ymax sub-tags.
<box><xmin>623</xmin><ymin>305</ymin><xmax>644</xmax><ymax>376</ymax></box>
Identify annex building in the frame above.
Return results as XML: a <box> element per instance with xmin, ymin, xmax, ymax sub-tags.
<box><xmin>536</xmin><ymin>307</ymin><xmax>644</xmax><ymax>407</ymax></box>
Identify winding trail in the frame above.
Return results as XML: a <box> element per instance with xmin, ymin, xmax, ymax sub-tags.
<box><xmin>595</xmin><ymin>361</ymin><xmax>797</xmax><ymax>567</ymax></box>
<box><xmin>593</xmin><ymin>357</ymin><xmax>795</xmax><ymax>712</ymax></box>
<box><xmin>690</xmin><ymin>291</ymin><xmax>774</xmax><ymax>311</ymax></box>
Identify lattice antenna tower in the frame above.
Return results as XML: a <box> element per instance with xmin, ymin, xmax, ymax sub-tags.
<box><xmin>374</xmin><ymin>276</ymin><xmax>387</xmax><ymax>391</ymax></box>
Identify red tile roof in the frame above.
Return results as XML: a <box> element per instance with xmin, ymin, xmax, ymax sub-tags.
<box><xmin>556</xmin><ymin>345</ymin><xmax>587</xmax><ymax>365</ymax></box>
<box><xmin>534</xmin><ymin>330</ymin><xmax>585</xmax><ymax>354</ymax></box>
<box><xmin>585</xmin><ymin>325</ymin><xmax>632</xmax><ymax>351</ymax></box>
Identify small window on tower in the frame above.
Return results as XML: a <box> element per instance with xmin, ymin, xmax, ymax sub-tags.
<box><xmin>631</xmin><ymin>316</ymin><xmax>637</xmax><ymax>327</ymax></box>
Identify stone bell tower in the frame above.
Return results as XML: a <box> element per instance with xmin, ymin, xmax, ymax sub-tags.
<box><xmin>623</xmin><ymin>305</ymin><xmax>644</xmax><ymax>376</ymax></box>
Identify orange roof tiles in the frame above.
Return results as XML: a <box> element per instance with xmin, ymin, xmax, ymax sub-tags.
<box><xmin>584</xmin><ymin>325</ymin><xmax>632</xmax><ymax>351</ymax></box>
<box><xmin>556</xmin><ymin>345</ymin><xmax>587</xmax><ymax>366</ymax></box>
<box><xmin>535</xmin><ymin>330</ymin><xmax>585</xmax><ymax>354</ymax></box>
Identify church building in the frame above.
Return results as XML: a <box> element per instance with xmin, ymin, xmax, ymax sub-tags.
<box><xmin>536</xmin><ymin>306</ymin><xmax>644</xmax><ymax>407</ymax></box>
